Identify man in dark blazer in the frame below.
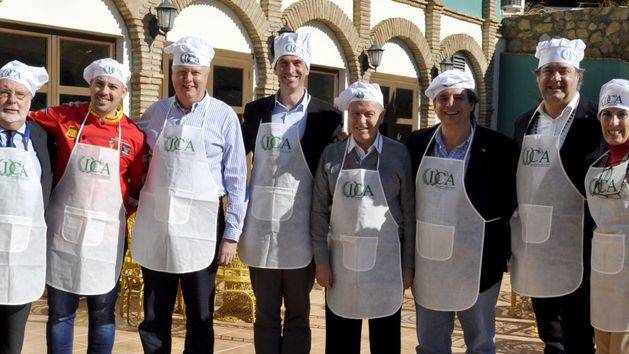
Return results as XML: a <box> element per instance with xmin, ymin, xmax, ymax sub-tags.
<box><xmin>510</xmin><ymin>38</ymin><xmax>601</xmax><ymax>354</ymax></box>
<box><xmin>406</xmin><ymin>69</ymin><xmax>518</xmax><ymax>354</ymax></box>
<box><xmin>0</xmin><ymin>60</ymin><xmax>53</xmax><ymax>354</ymax></box>
<box><xmin>238</xmin><ymin>30</ymin><xmax>341</xmax><ymax>354</ymax></box>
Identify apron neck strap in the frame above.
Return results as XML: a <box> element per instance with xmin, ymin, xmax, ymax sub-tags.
<box><xmin>76</xmin><ymin>111</ymin><xmax>122</xmax><ymax>151</ymax></box>
<box><xmin>342</xmin><ymin>136</ymin><xmax>381</xmax><ymax>171</ymax></box>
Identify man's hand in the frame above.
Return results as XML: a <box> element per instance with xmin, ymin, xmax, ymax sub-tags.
<box><xmin>218</xmin><ymin>239</ymin><xmax>237</xmax><ymax>266</ymax></box>
<box><xmin>403</xmin><ymin>267</ymin><xmax>414</xmax><ymax>290</ymax></box>
<box><xmin>315</xmin><ymin>262</ymin><xmax>333</xmax><ymax>288</ymax></box>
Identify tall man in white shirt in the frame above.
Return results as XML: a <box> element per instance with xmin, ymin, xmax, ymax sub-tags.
<box><xmin>239</xmin><ymin>31</ymin><xmax>342</xmax><ymax>354</ymax></box>
<box><xmin>511</xmin><ymin>38</ymin><xmax>602</xmax><ymax>354</ymax></box>
<box><xmin>133</xmin><ymin>36</ymin><xmax>248</xmax><ymax>354</ymax></box>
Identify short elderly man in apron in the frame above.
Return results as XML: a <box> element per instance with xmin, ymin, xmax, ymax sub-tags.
<box><xmin>405</xmin><ymin>69</ymin><xmax>518</xmax><ymax>354</ymax></box>
<box><xmin>28</xmin><ymin>58</ymin><xmax>149</xmax><ymax>353</ymax></box>
<box><xmin>311</xmin><ymin>81</ymin><xmax>415</xmax><ymax>354</ymax></box>
<box><xmin>239</xmin><ymin>31</ymin><xmax>341</xmax><ymax>354</ymax></box>
<box><xmin>584</xmin><ymin>79</ymin><xmax>629</xmax><ymax>354</ymax></box>
<box><xmin>133</xmin><ymin>36</ymin><xmax>247</xmax><ymax>354</ymax></box>
<box><xmin>0</xmin><ymin>61</ymin><xmax>52</xmax><ymax>354</ymax></box>
<box><xmin>511</xmin><ymin>38</ymin><xmax>602</xmax><ymax>354</ymax></box>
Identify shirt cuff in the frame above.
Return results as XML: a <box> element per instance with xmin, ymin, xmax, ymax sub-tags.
<box><xmin>222</xmin><ymin>226</ymin><xmax>241</xmax><ymax>242</ymax></box>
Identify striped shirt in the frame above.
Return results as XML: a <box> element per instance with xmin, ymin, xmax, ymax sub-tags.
<box><xmin>139</xmin><ymin>93</ymin><xmax>248</xmax><ymax>242</ymax></box>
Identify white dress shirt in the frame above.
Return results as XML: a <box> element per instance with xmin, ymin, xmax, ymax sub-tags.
<box><xmin>535</xmin><ymin>92</ymin><xmax>580</xmax><ymax>137</ymax></box>
<box><xmin>0</xmin><ymin>123</ymin><xmax>41</xmax><ymax>179</ymax></box>
<box><xmin>347</xmin><ymin>133</ymin><xmax>383</xmax><ymax>162</ymax></box>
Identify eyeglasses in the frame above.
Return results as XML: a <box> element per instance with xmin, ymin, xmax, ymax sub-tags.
<box><xmin>0</xmin><ymin>89</ymin><xmax>29</xmax><ymax>101</ymax></box>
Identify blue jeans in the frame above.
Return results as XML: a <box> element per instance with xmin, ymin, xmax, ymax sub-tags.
<box><xmin>46</xmin><ymin>284</ymin><xmax>119</xmax><ymax>354</ymax></box>
<box><xmin>415</xmin><ymin>280</ymin><xmax>501</xmax><ymax>354</ymax></box>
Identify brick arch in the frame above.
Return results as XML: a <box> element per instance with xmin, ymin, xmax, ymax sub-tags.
<box><xmin>109</xmin><ymin>0</ymin><xmax>152</xmax><ymax>118</ymax></box>
<box><xmin>282</xmin><ymin>0</ymin><xmax>362</xmax><ymax>82</ymax></box>
<box><xmin>438</xmin><ymin>34</ymin><xmax>490</xmax><ymax>125</ymax></box>
<box><xmin>176</xmin><ymin>0</ymin><xmax>272</xmax><ymax>96</ymax></box>
<box><xmin>370</xmin><ymin>18</ymin><xmax>432</xmax><ymax>94</ymax></box>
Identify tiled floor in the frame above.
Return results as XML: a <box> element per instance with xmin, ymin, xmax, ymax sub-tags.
<box><xmin>21</xmin><ymin>277</ymin><xmax>543</xmax><ymax>353</ymax></box>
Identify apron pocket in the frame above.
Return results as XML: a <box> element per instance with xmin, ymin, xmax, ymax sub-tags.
<box><xmin>61</xmin><ymin>206</ymin><xmax>107</xmax><ymax>246</ymax></box>
<box><xmin>519</xmin><ymin>204</ymin><xmax>553</xmax><ymax>244</ymax></box>
<box><xmin>251</xmin><ymin>186</ymin><xmax>296</xmax><ymax>221</ymax></box>
<box><xmin>591</xmin><ymin>231</ymin><xmax>625</xmax><ymax>275</ymax></box>
<box><xmin>154</xmin><ymin>188</ymin><xmax>194</xmax><ymax>225</ymax></box>
<box><xmin>0</xmin><ymin>215</ymin><xmax>32</xmax><ymax>253</ymax></box>
<box><xmin>417</xmin><ymin>221</ymin><xmax>455</xmax><ymax>261</ymax></box>
<box><xmin>340</xmin><ymin>235</ymin><xmax>378</xmax><ymax>271</ymax></box>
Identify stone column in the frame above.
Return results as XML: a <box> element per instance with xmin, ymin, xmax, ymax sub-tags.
<box><xmin>423</xmin><ymin>0</ymin><xmax>444</xmax><ymax>126</ymax></box>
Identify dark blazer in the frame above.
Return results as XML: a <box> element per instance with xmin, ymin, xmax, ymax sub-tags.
<box><xmin>27</xmin><ymin>120</ymin><xmax>53</xmax><ymax>208</ymax></box>
<box><xmin>241</xmin><ymin>94</ymin><xmax>342</xmax><ymax>174</ymax></box>
<box><xmin>513</xmin><ymin>94</ymin><xmax>602</xmax><ymax>267</ymax></box>
<box><xmin>406</xmin><ymin>124</ymin><xmax>519</xmax><ymax>292</ymax></box>
<box><xmin>513</xmin><ymin>94</ymin><xmax>601</xmax><ymax>196</ymax></box>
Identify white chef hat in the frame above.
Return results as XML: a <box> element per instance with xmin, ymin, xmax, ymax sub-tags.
<box><xmin>535</xmin><ymin>38</ymin><xmax>586</xmax><ymax>69</ymax></box>
<box><xmin>0</xmin><ymin>60</ymin><xmax>49</xmax><ymax>97</ymax></box>
<box><xmin>598</xmin><ymin>79</ymin><xmax>629</xmax><ymax>116</ymax></box>
<box><xmin>83</xmin><ymin>58</ymin><xmax>131</xmax><ymax>87</ymax></box>
<box><xmin>272</xmin><ymin>31</ymin><xmax>313</xmax><ymax>70</ymax></box>
<box><xmin>334</xmin><ymin>81</ymin><xmax>384</xmax><ymax>111</ymax></box>
<box><xmin>165</xmin><ymin>36</ymin><xmax>215</xmax><ymax>67</ymax></box>
<box><xmin>425</xmin><ymin>69</ymin><xmax>475</xmax><ymax>101</ymax></box>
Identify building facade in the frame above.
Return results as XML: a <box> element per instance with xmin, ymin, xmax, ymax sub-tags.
<box><xmin>0</xmin><ymin>0</ymin><xmax>502</xmax><ymax>141</ymax></box>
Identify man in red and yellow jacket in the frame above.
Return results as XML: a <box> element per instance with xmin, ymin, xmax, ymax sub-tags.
<box><xmin>28</xmin><ymin>58</ymin><xmax>148</xmax><ymax>353</ymax></box>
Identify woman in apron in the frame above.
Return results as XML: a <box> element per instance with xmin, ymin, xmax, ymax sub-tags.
<box><xmin>584</xmin><ymin>79</ymin><xmax>629</xmax><ymax>354</ymax></box>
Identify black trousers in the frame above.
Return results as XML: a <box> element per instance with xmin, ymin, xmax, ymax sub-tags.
<box><xmin>249</xmin><ymin>262</ymin><xmax>315</xmax><ymax>354</ymax></box>
<box><xmin>532</xmin><ymin>278</ymin><xmax>595</xmax><ymax>354</ymax></box>
<box><xmin>0</xmin><ymin>303</ymin><xmax>31</xmax><ymax>354</ymax></box>
<box><xmin>325</xmin><ymin>304</ymin><xmax>401</xmax><ymax>354</ymax></box>
<box><xmin>138</xmin><ymin>208</ymin><xmax>225</xmax><ymax>354</ymax></box>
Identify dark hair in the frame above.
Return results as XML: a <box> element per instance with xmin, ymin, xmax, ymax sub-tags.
<box><xmin>463</xmin><ymin>89</ymin><xmax>478</xmax><ymax>122</ymax></box>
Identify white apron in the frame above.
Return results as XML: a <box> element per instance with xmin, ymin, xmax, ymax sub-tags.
<box><xmin>46</xmin><ymin>114</ymin><xmax>126</xmax><ymax>295</ymax></box>
<box><xmin>0</xmin><ymin>135</ymin><xmax>47</xmax><ymax>305</ymax></box>
<box><xmin>132</xmin><ymin>107</ymin><xmax>219</xmax><ymax>274</ymax></box>
<box><xmin>510</xmin><ymin>125</ymin><xmax>585</xmax><ymax>297</ymax></box>
<box><xmin>413</xmin><ymin>128</ymin><xmax>486</xmax><ymax>311</ymax></box>
<box><xmin>327</xmin><ymin>140</ymin><xmax>402</xmax><ymax>319</ymax></box>
<box><xmin>585</xmin><ymin>154</ymin><xmax>629</xmax><ymax>332</ymax></box>
<box><xmin>239</xmin><ymin>122</ymin><xmax>313</xmax><ymax>269</ymax></box>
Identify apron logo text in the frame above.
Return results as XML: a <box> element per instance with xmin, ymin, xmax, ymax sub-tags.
<box><xmin>78</xmin><ymin>156</ymin><xmax>111</xmax><ymax>177</ymax></box>
<box><xmin>342</xmin><ymin>181</ymin><xmax>374</xmax><ymax>199</ymax></box>
<box><xmin>522</xmin><ymin>148</ymin><xmax>551</xmax><ymax>166</ymax></box>
<box><xmin>422</xmin><ymin>168</ymin><xmax>455</xmax><ymax>189</ymax></box>
<box><xmin>261</xmin><ymin>134</ymin><xmax>292</xmax><ymax>151</ymax></box>
<box><xmin>164</xmin><ymin>136</ymin><xmax>195</xmax><ymax>153</ymax></box>
<box><xmin>0</xmin><ymin>159</ymin><xmax>28</xmax><ymax>178</ymax></box>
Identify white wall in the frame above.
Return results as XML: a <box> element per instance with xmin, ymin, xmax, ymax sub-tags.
<box><xmin>0</xmin><ymin>0</ymin><xmax>132</xmax><ymax>111</ymax></box>
<box><xmin>167</xmin><ymin>1</ymin><xmax>253</xmax><ymax>54</ymax></box>
<box><xmin>377</xmin><ymin>40</ymin><xmax>417</xmax><ymax>78</ymax></box>
<box><xmin>440</xmin><ymin>15</ymin><xmax>482</xmax><ymax>47</ymax></box>
<box><xmin>371</xmin><ymin>0</ymin><xmax>425</xmax><ymax>34</ymax></box>
<box><xmin>282</xmin><ymin>0</ymin><xmax>353</xmax><ymax>21</ymax></box>
<box><xmin>297</xmin><ymin>22</ymin><xmax>347</xmax><ymax>70</ymax></box>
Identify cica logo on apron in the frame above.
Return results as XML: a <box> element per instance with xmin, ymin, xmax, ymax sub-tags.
<box><xmin>261</xmin><ymin>134</ymin><xmax>292</xmax><ymax>151</ymax></box>
<box><xmin>342</xmin><ymin>181</ymin><xmax>374</xmax><ymax>199</ymax></box>
<box><xmin>164</xmin><ymin>136</ymin><xmax>195</xmax><ymax>153</ymax></box>
<box><xmin>522</xmin><ymin>147</ymin><xmax>551</xmax><ymax>167</ymax></box>
<box><xmin>422</xmin><ymin>168</ymin><xmax>455</xmax><ymax>189</ymax></box>
<box><xmin>588</xmin><ymin>169</ymin><xmax>625</xmax><ymax>197</ymax></box>
<box><xmin>0</xmin><ymin>159</ymin><xmax>28</xmax><ymax>178</ymax></box>
<box><xmin>78</xmin><ymin>156</ymin><xmax>111</xmax><ymax>177</ymax></box>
